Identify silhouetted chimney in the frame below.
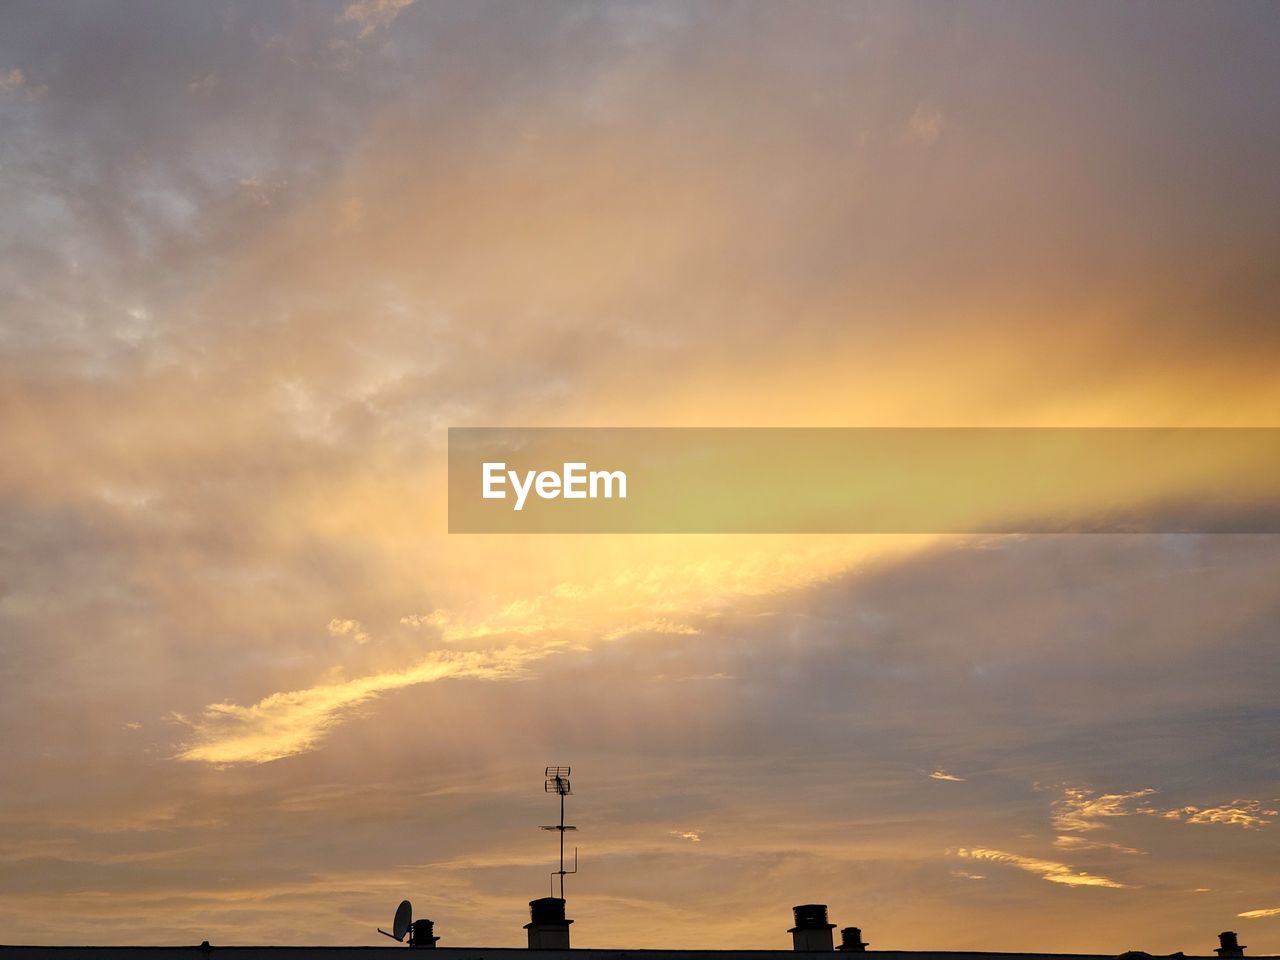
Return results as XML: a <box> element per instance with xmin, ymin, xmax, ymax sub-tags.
<box><xmin>790</xmin><ymin>904</ymin><xmax>836</xmax><ymax>951</ymax></box>
<box><xmin>409</xmin><ymin>919</ymin><xmax>439</xmax><ymax>949</ymax></box>
<box><xmin>1216</xmin><ymin>933</ymin><xmax>1245</xmax><ymax>958</ymax></box>
<box><xmin>838</xmin><ymin>927</ymin><xmax>869</xmax><ymax>952</ymax></box>
<box><xmin>526</xmin><ymin>897</ymin><xmax>573</xmax><ymax>950</ymax></box>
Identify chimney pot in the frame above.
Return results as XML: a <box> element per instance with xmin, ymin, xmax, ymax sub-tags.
<box><xmin>1216</xmin><ymin>932</ymin><xmax>1245</xmax><ymax>958</ymax></box>
<box><xmin>839</xmin><ymin>928</ymin><xmax>869</xmax><ymax>952</ymax></box>
<box><xmin>790</xmin><ymin>904</ymin><xmax>836</xmax><ymax>951</ymax></box>
<box><xmin>409</xmin><ymin>919</ymin><xmax>439</xmax><ymax>949</ymax></box>
<box><xmin>526</xmin><ymin>897</ymin><xmax>573</xmax><ymax>950</ymax></box>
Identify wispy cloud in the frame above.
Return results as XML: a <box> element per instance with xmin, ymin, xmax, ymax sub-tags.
<box><xmin>930</xmin><ymin>769</ymin><xmax>965</xmax><ymax>782</ymax></box>
<box><xmin>339</xmin><ymin>0</ymin><xmax>415</xmax><ymax>38</ymax></box>
<box><xmin>603</xmin><ymin>618</ymin><xmax>702</xmax><ymax>641</ymax></box>
<box><xmin>188</xmin><ymin>72</ymin><xmax>218</xmax><ymax>96</ymax></box>
<box><xmin>670</xmin><ymin>830</ymin><xmax>702</xmax><ymax>843</ymax></box>
<box><xmin>1055</xmin><ymin>786</ymin><xmax>1276</xmax><ymax>833</ymax></box>
<box><xmin>327</xmin><ymin>618</ymin><xmax>370</xmax><ymax>645</ymax></box>
<box><xmin>674</xmin><ymin>672</ymin><xmax>736</xmax><ymax>682</ymax></box>
<box><xmin>1053</xmin><ymin>835</ymin><xmax>1142</xmax><ymax>856</ymax></box>
<box><xmin>1052</xmin><ymin>786</ymin><xmax>1156</xmax><ymax>832</ymax></box>
<box><xmin>1152</xmin><ymin>800</ymin><xmax>1278</xmax><ymax>829</ymax></box>
<box><xmin>954</xmin><ymin>847</ymin><xmax>1130</xmax><ymax>888</ymax></box>
<box><xmin>0</xmin><ymin>65</ymin><xmax>44</xmax><ymax>97</ymax></box>
<box><xmin>908</xmin><ymin>102</ymin><xmax>944</xmax><ymax>144</ymax></box>
<box><xmin>1239</xmin><ymin>907</ymin><xmax>1280</xmax><ymax>919</ymax></box>
<box><xmin>175</xmin><ymin>646</ymin><xmax>541</xmax><ymax>764</ymax></box>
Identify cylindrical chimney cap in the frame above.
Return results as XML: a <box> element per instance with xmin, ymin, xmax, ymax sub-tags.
<box><xmin>1221</xmin><ymin>934</ymin><xmax>1240</xmax><ymax>949</ymax></box>
<box><xmin>530</xmin><ymin>897</ymin><xmax>567</xmax><ymax>923</ymax></box>
<box><xmin>840</xmin><ymin>927</ymin><xmax>869</xmax><ymax>950</ymax></box>
<box><xmin>793</xmin><ymin>904</ymin><xmax>833</xmax><ymax>929</ymax></box>
<box><xmin>793</xmin><ymin>906</ymin><xmax>834</xmax><ymax>926</ymax></box>
<box><xmin>409</xmin><ymin>919</ymin><xmax>439</xmax><ymax>948</ymax></box>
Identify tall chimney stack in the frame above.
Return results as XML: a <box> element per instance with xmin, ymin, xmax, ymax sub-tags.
<box><xmin>790</xmin><ymin>904</ymin><xmax>836</xmax><ymax>951</ymax></box>
<box><xmin>1216</xmin><ymin>933</ymin><xmax>1245</xmax><ymax>958</ymax></box>
<box><xmin>526</xmin><ymin>897</ymin><xmax>573</xmax><ymax>950</ymax></box>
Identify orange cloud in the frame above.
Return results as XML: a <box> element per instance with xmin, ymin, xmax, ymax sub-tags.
<box><xmin>954</xmin><ymin>848</ymin><xmax>1130</xmax><ymax>889</ymax></box>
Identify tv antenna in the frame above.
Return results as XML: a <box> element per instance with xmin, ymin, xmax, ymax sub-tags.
<box><xmin>540</xmin><ymin>765</ymin><xmax>578</xmax><ymax>899</ymax></box>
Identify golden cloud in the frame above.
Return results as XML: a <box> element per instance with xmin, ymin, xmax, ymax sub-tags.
<box><xmin>174</xmin><ymin>645</ymin><xmax>542</xmax><ymax>764</ymax></box>
<box><xmin>954</xmin><ymin>847</ymin><xmax>1130</xmax><ymax>889</ymax></box>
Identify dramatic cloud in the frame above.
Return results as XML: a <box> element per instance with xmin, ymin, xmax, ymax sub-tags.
<box><xmin>2</xmin><ymin>0</ymin><xmax>1278</xmax><ymax>952</ymax></box>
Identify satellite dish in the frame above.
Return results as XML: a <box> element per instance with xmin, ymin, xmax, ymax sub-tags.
<box><xmin>377</xmin><ymin>900</ymin><xmax>413</xmax><ymax>942</ymax></box>
<box><xmin>394</xmin><ymin>901</ymin><xmax>413</xmax><ymax>942</ymax></box>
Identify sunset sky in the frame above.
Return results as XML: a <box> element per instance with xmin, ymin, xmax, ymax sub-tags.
<box><xmin>2</xmin><ymin>0</ymin><xmax>1279</xmax><ymax>953</ymax></box>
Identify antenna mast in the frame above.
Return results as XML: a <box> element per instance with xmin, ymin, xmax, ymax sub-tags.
<box><xmin>541</xmin><ymin>766</ymin><xmax>578</xmax><ymax>899</ymax></box>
